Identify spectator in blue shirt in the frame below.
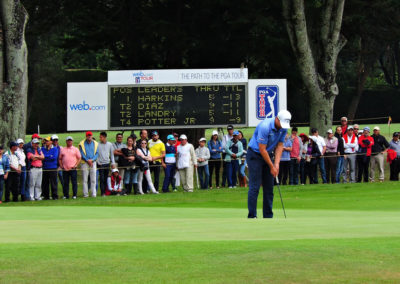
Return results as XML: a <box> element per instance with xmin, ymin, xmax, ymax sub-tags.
<box><xmin>0</xmin><ymin>145</ymin><xmax>10</xmax><ymax>203</ymax></box>
<box><xmin>278</xmin><ymin>133</ymin><xmax>292</xmax><ymax>185</ymax></box>
<box><xmin>79</xmin><ymin>131</ymin><xmax>99</xmax><ymax>198</ymax></box>
<box><xmin>208</xmin><ymin>130</ymin><xmax>223</xmax><ymax>189</ymax></box>
<box><xmin>247</xmin><ymin>110</ymin><xmax>291</xmax><ymax>218</ymax></box>
<box><xmin>42</xmin><ymin>137</ymin><xmax>60</xmax><ymax>200</ymax></box>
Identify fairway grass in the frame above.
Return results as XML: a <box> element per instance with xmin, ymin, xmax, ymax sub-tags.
<box><xmin>1</xmin><ymin>183</ymin><xmax>400</xmax><ymax>283</ymax></box>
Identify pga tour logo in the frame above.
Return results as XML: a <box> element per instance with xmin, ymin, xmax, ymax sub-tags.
<box><xmin>256</xmin><ymin>86</ymin><xmax>279</xmax><ymax>119</ymax></box>
<box><xmin>69</xmin><ymin>100</ymin><xmax>106</xmax><ymax>111</ymax></box>
<box><xmin>133</xmin><ymin>71</ymin><xmax>154</xmax><ymax>83</ymax></box>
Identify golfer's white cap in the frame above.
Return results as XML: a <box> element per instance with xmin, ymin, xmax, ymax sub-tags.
<box><xmin>112</xmin><ymin>168</ymin><xmax>119</xmax><ymax>173</ymax></box>
<box><xmin>212</xmin><ymin>130</ymin><xmax>218</xmax><ymax>136</ymax></box>
<box><xmin>277</xmin><ymin>110</ymin><xmax>291</xmax><ymax>129</ymax></box>
<box><xmin>180</xmin><ymin>134</ymin><xmax>187</xmax><ymax>140</ymax></box>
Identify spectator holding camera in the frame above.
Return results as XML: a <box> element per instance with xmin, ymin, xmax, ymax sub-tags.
<box><xmin>357</xmin><ymin>127</ymin><xmax>374</xmax><ymax>182</ymax></box>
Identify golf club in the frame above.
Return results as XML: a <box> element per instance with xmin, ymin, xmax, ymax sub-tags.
<box><xmin>275</xmin><ymin>176</ymin><xmax>287</xmax><ymax>218</ymax></box>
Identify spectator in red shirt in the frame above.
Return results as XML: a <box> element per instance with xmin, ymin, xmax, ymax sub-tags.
<box><xmin>340</xmin><ymin>117</ymin><xmax>348</xmax><ymax>134</ymax></box>
<box><xmin>357</xmin><ymin>127</ymin><xmax>374</xmax><ymax>182</ymax></box>
<box><xmin>289</xmin><ymin>127</ymin><xmax>301</xmax><ymax>185</ymax></box>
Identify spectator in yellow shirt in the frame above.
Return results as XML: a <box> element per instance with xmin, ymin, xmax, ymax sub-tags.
<box><xmin>148</xmin><ymin>131</ymin><xmax>166</xmax><ymax>192</ymax></box>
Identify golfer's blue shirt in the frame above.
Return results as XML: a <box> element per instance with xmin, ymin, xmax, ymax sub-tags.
<box><xmin>248</xmin><ymin>117</ymin><xmax>287</xmax><ymax>153</ymax></box>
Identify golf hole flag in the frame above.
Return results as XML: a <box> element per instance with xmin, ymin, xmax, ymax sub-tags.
<box><xmin>248</xmin><ymin>79</ymin><xmax>287</xmax><ymax>127</ymax></box>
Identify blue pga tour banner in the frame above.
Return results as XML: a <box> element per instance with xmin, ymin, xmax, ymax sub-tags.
<box><xmin>256</xmin><ymin>85</ymin><xmax>279</xmax><ymax>120</ymax></box>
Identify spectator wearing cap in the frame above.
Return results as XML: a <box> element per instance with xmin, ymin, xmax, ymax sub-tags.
<box><xmin>388</xmin><ymin>132</ymin><xmax>400</xmax><ymax>181</ymax></box>
<box><xmin>120</xmin><ymin>135</ymin><xmax>138</xmax><ymax>194</ymax></box>
<box><xmin>370</xmin><ymin>126</ymin><xmax>389</xmax><ymax>182</ymax></box>
<box><xmin>289</xmin><ymin>127</ymin><xmax>301</xmax><ymax>185</ymax></box>
<box><xmin>161</xmin><ymin>134</ymin><xmax>177</xmax><ymax>193</ymax></box>
<box><xmin>112</xmin><ymin>133</ymin><xmax>127</xmax><ymax>180</ymax></box>
<box><xmin>247</xmin><ymin>110</ymin><xmax>291</xmax><ymax>218</ymax></box>
<box><xmin>208</xmin><ymin>130</ymin><xmax>222</xmax><ymax>189</ymax></box>
<box><xmin>221</xmin><ymin>125</ymin><xmax>234</xmax><ymax>187</ymax></box>
<box><xmin>27</xmin><ymin>138</ymin><xmax>44</xmax><ymax>200</ymax></box>
<box><xmin>310</xmin><ymin>128</ymin><xmax>327</xmax><ymax>184</ymax></box>
<box><xmin>176</xmin><ymin>134</ymin><xmax>197</xmax><ymax>192</ymax></box>
<box><xmin>334</xmin><ymin>127</ymin><xmax>345</xmax><ymax>183</ymax></box>
<box><xmin>195</xmin><ymin>138</ymin><xmax>211</xmax><ymax>189</ymax></box>
<box><xmin>299</xmin><ymin>133</ymin><xmax>309</xmax><ymax>185</ymax></box>
<box><xmin>225</xmin><ymin>131</ymin><xmax>243</xmax><ymax>188</ymax></box>
<box><xmin>0</xmin><ymin>145</ymin><xmax>10</xmax><ymax>203</ymax></box>
<box><xmin>16</xmin><ymin>138</ymin><xmax>28</xmax><ymax>201</ymax></box>
<box><xmin>51</xmin><ymin>135</ymin><xmax>64</xmax><ymax>193</ymax></box>
<box><xmin>79</xmin><ymin>131</ymin><xmax>99</xmax><ymax>198</ymax></box>
<box><xmin>340</xmin><ymin>117</ymin><xmax>348</xmax><ymax>134</ymax></box>
<box><xmin>237</xmin><ymin>130</ymin><xmax>248</xmax><ymax>187</ymax></box>
<box><xmin>41</xmin><ymin>137</ymin><xmax>60</xmax><ymax>200</ymax></box>
<box><xmin>278</xmin><ymin>133</ymin><xmax>292</xmax><ymax>186</ymax></box>
<box><xmin>23</xmin><ymin>133</ymin><xmax>41</xmax><ymax>192</ymax></box>
<box><xmin>97</xmin><ymin>132</ymin><xmax>116</xmax><ymax>197</ymax></box>
<box><xmin>342</xmin><ymin>125</ymin><xmax>358</xmax><ymax>183</ymax></box>
<box><xmin>324</xmin><ymin>129</ymin><xmax>338</xmax><ymax>184</ymax></box>
<box><xmin>4</xmin><ymin>142</ymin><xmax>20</xmax><ymax>202</ymax></box>
<box><xmin>148</xmin><ymin>131</ymin><xmax>166</xmax><ymax>193</ymax></box>
<box><xmin>357</xmin><ymin>127</ymin><xmax>374</xmax><ymax>182</ymax></box>
<box><xmin>106</xmin><ymin>168</ymin><xmax>126</xmax><ymax>195</ymax></box>
<box><xmin>136</xmin><ymin>130</ymin><xmax>149</xmax><ymax>193</ymax></box>
<box><xmin>59</xmin><ymin>136</ymin><xmax>81</xmax><ymax>199</ymax></box>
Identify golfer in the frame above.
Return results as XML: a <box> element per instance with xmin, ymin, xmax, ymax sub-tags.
<box><xmin>247</xmin><ymin>110</ymin><xmax>292</xmax><ymax>218</ymax></box>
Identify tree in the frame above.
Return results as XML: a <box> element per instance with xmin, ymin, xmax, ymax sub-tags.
<box><xmin>282</xmin><ymin>0</ymin><xmax>346</xmax><ymax>132</ymax></box>
<box><xmin>0</xmin><ymin>0</ymin><xmax>29</xmax><ymax>145</ymax></box>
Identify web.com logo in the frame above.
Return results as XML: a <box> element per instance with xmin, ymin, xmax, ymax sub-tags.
<box><xmin>69</xmin><ymin>101</ymin><xmax>106</xmax><ymax>111</ymax></box>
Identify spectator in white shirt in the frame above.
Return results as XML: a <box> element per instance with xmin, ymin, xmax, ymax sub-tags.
<box><xmin>310</xmin><ymin>128</ymin><xmax>327</xmax><ymax>183</ymax></box>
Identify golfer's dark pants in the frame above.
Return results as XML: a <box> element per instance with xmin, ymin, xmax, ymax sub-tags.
<box><xmin>324</xmin><ymin>152</ymin><xmax>337</xmax><ymax>184</ymax></box>
<box><xmin>208</xmin><ymin>159</ymin><xmax>221</xmax><ymax>187</ymax></box>
<box><xmin>63</xmin><ymin>170</ymin><xmax>77</xmax><ymax>198</ymax></box>
<box><xmin>390</xmin><ymin>158</ymin><xmax>400</xmax><ymax>181</ymax></box>
<box><xmin>278</xmin><ymin>160</ymin><xmax>290</xmax><ymax>185</ymax></box>
<box><xmin>289</xmin><ymin>159</ymin><xmax>299</xmax><ymax>185</ymax></box>
<box><xmin>5</xmin><ymin>172</ymin><xmax>20</xmax><ymax>202</ymax></box>
<box><xmin>150</xmin><ymin>161</ymin><xmax>161</xmax><ymax>192</ymax></box>
<box><xmin>357</xmin><ymin>155</ymin><xmax>370</xmax><ymax>183</ymax></box>
<box><xmin>162</xmin><ymin>163</ymin><xmax>175</xmax><ymax>192</ymax></box>
<box><xmin>42</xmin><ymin>170</ymin><xmax>58</xmax><ymax>199</ymax></box>
<box><xmin>98</xmin><ymin>163</ymin><xmax>110</xmax><ymax>195</ymax></box>
<box><xmin>247</xmin><ymin>148</ymin><xmax>274</xmax><ymax>218</ymax></box>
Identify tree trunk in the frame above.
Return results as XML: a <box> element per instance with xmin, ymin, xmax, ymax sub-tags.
<box><xmin>282</xmin><ymin>0</ymin><xmax>346</xmax><ymax>133</ymax></box>
<box><xmin>0</xmin><ymin>0</ymin><xmax>29</xmax><ymax>145</ymax></box>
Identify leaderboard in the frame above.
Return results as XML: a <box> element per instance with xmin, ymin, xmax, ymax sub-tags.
<box><xmin>109</xmin><ymin>85</ymin><xmax>246</xmax><ymax>128</ymax></box>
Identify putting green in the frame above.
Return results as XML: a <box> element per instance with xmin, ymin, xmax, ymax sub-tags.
<box><xmin>0</xmin><ymin>183</ymin><xmax>399</xmax><ymax>283</ymax></box>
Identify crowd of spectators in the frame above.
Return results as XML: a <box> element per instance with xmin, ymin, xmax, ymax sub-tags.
<box><xmin>0</xmin><ymin>117</ymin><xmax>398</xmax><ymax>203</ymax></box>
<box><xmin>0</xmin><ymin>125</ymin><xmax>248</xmax><ymax>202</ymax></box>
<box><xmin>279</xmin><ymin>117</ymin><xmax>400</xmax><ymax>185</ymax></box>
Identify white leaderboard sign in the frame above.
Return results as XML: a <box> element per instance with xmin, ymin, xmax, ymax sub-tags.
<box><xmin>67</xmin><ymin>68</ymin><xmax>287</xmax><ymax>130</ymax></box>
